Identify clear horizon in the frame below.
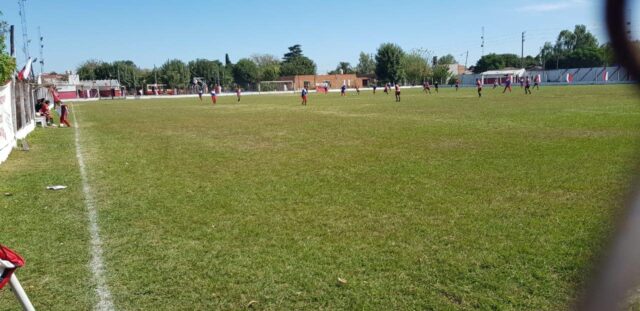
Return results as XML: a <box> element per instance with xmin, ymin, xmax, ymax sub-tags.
<box><xmin>1</xmin><ymin>0</ymin><xmax>638</xmax><ymax>74</ymax></box>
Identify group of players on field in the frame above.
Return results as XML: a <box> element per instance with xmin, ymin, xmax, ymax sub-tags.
<box><xmin>196</xmin><ymin>74</ymin><xmax>541</xmax><ymax>106</ymax></box>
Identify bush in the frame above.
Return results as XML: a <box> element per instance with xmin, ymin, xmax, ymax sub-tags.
<box><xmin>0</xmin><ymin>54</ymin><xmax>15</xmax><ymax>85</ymax></box>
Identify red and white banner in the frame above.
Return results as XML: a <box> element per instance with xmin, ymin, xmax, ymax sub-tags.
<box><xmin>566</xmin><ymin>73</ymin><xmax>574</xmax><ymax>83</ymax></box>
<box><xmin>535</xmin><ymin>74</ymin><xmax>541</xmax><ymax>83</ymax></box>
<box><xmin>603</xmin><ymin>71</ymin><xmax>609</xmax><ymax>82</ymax></box>
<box><xmin>17</xmin><ymin>58</ymin><xmax>33</xmax><ymax>81</ymax></box>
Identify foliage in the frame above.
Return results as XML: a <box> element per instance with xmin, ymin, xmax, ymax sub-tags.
<box><xmin>280</xmin><ymin>45</ymin><xmax>316</xmax><ymax>76</ymax></box>
<box><xmin>563</xmin><ymin>47</ymin><xmax>604</xmax><ymax>68</ymax></box>
<box><xmin>329</xmin><ymin>62</ymin><xmax>355</xmax><ymax>74</ymax></box>
<box><xmin>76</xmin><ymin>60</ymin><xmax>144</xmax><ymax>89</ymax></box>
<box><xmin>402</xmin><ymin>49</ymin><xmax>430</xmax><ymax>85</ymax></box>
<box><xmin>473</xmin><ymin>53</ymin><xmax>521</xmax><ymax>73</ymax></box>
<box><xmin>251</xmin><ymin>54</ymin><xmax>281</xmax><ymax>81</ymax></box>
<box><xmin>232</xmin><ymin>58</ymin><xmax>259</xmax><ymax>86</ymax></box>
<box><xmin>356</xmin><ymin>52</ymin><xmax>376</xmax><ymax>75</ymax></box>
<box><xmin>539</xmin><ymin>25</ymin><xmax>604</xmax><ymax>69</ymax></box>
<box><xmin>159</xmin><ymin>59</ymin><xmax>190</xmax><ymax>89</ymax></box>
<box><xmin>283</xmin><ymin>44</ymin><xmax>303</xmax><ymax>62</ymax></box>
<box><xmin>375</xmin><ymin>43</ymin><xmax>405</xmax><ymax>83</ymax></box>
<box><xmin>225</xmin><ymin>53</ymin><xmax>233</xmax><ymax>67</ymax></box>
<box><xmin>0</xmin><ymin>11</ymin><xmax>7</xmax><ymax>53</ymax></box>
<box><xmin>0</xmin><ymin>53</ymin><xmax>15</xmax><ymax>84</ymax></box>
<box><xmin>188</xmin><ymin>59</ymin><xmax>223</xmax><ymax>86</ymax></box>
<box><xmin>437</xmin><ymin>54</ymin><xmax>457</xmax><ymax>65</ymax></box>
<box><xmin>0</xmin><ymin>11</ymin><xmax>15</xmax><ymax>83</ymax></box>
<box><xmin>112</xmin><ymin>60</ymin><xmax>142</xmax><ymax>89</ymax></box>
<box><xmin>77</xmin><ymin>60</ymin><xmax>102</xmax><ymax>81</ymax></box>
<box><xmin>432</xmin><ymin>65</ymin><xmax>452</xmax><ymax>84</ymax></box>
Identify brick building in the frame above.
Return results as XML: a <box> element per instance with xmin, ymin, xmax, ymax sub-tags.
<box><xmin>279</xmin><ymin>74</ymin><xmax>371</xmax><ymax>90</ymax></box>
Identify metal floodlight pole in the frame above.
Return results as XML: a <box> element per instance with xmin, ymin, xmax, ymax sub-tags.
<box><xmin>521</xmin><ymin>31</ymin><xmax>526</xmax><ymax>68</ymax></box>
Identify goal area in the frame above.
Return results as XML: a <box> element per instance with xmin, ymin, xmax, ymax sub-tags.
<box><xmin>257</xmin><ymin>81</ymin><xmax>294</xmax><ymax>93</ymax></box>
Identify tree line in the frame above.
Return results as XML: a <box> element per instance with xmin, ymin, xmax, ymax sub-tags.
<box><xmin>473</xmin><ymin>25</ymin><xmax>619</xmax><ymax>73</ymax></box>
<box><xmin>76</xmin><ymin>45</ymin><xmax>318</xmax><ymax>90</ymax></box>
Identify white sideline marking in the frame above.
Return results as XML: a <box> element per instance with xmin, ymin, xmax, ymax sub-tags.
<box><xmin>71</xmin><ymin>107</ymin><xmax>115</xmax><ymax>311</ymax></box>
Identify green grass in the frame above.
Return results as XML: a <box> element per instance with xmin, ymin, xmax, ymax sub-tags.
<box><xmin>1</xmin><ymin>85</ymin><xmax>640</xmax><ymax>310</ymax></box>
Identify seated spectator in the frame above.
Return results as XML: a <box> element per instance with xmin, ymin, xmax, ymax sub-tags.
<box><xmin>40</xmin><ymin>100</ymin><xmax>53</xmax><ymax>126</ymax></box>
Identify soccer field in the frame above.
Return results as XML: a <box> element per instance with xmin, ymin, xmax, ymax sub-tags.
<box><xmin>1</xmin><ymin>85</ymin><xmax>639</xmax><ymax>310</ymax></box>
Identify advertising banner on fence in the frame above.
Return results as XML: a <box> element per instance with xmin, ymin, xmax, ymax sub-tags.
<box><xmin>0</xmin><ymin>81</ymin><xmax>15</xmax><ymax>164</ymax></box>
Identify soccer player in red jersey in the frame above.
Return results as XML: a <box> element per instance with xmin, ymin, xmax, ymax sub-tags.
<box><xmin>395</xmin><ymin>84</ymin><xmax>401</xmax><ymax>102</ymax></box>
<box><xmin>524</xmin><ymin>77</ymin><xmax>532</xmax><ymax>95</ymax></box>
<box><xmin>56</xmin><ymin>101</ymin><xmax>72</xmax><ymax>127</ymax></box>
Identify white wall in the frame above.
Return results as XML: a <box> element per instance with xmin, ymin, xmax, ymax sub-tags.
<box><xmin>0</xmin><ymin>81</ymin><xmax>16</xmax><ymax>164</ymax></box>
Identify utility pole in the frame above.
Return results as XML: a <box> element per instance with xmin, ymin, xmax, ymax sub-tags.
<box><xmin>464</xmin><ymin>50</ymin><xmax>469</xmax><ymax>69</ymax></box>
<box><xmin>9</xmin><ymin>25</ymin><xmax>15</xmax><ymax>57</ymax></box>
<box><xmin>481</xmin><ymin>27</ymin><xmax>485</xmax><ymax>57</ymax></box>
<box><xmin>521</xmin><ymin>31</ymin><xmax>526</xmax><ymax>68</ymax></box>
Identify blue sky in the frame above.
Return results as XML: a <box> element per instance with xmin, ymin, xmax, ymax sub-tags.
<box><xmin>0</xmin><ymin>0</ymin><xmax>636</xmax><ymax>74</ymax></box>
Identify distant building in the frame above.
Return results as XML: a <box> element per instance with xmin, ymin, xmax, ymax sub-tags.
<box><xmin>38</xmin><ymin>72</ymin><xmax>122</xmax><ymax>99</ymax></box>
<box><xmin>278</xmin><ymin>74</ymin><xmax>370</xmax><ymax>90</ymax></box>
<box><xmin>447</xmin><ymin>64</ymin><xmax>467</xmax><ymax>76</ymax></box>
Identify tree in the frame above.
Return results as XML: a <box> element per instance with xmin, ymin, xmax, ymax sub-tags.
<box><xmin>251</xmin><ymin>54</ymin><xmax>281</xmax><ymax>81</ymax></box>
<box><xmin>0</xmin><ymin>54</ymin><xmax>14</xmax><ymax>84</ymax></box>
<box><xmin>225</xmin><ymin>53</ymin><xmax>233</xmax><ymax>67</ymax></box>
<box><xmin>159</xmin><ymin>59</ymin><xmax>190</xmax><ymax>89</ymax></box>
<box><xmin>94</xmin><ymin>62</ymin><xmax>116</xmax><ymax>80</ymax></box>
<box><xmin>280</xmin><ymin>45</ymin><xmax>316</xmax><ymax>76</ymax></box>
<box><xmin>473</xmin><ymin>53</ymin><xmax>521</xmax><ymax>73</ymax></box>
<box><xmin>283</xmin><ymin>44</ymin><xmax>303</xmax><ymax>62</ymax></box>
<box><xmin>437</xmin><ymin>54</ymin><xmax>457</xmax><ymax>65</ymax></box>
<box><xmin>356</xmin><ymin>52</ymin><xmax>376</xmax><ymax>75</ymax></box>
<box><xmin>77</xmin><ymin>60</ymin><xmax>103</xmax><ymax>81</ymax></box>
<box><xmin>600</xmin><ymin>43</ymin><xmax>616</xmax><ymax>66</ymax></box>
<box><xmin>0</xmin><ymin>11</ymin><xmax>8</xmax><ymax>53</ymax></box>
<box><xmin>539</xmin><ymin>25</ymin><xmax>602</xmax><ymax>69</ymax></box>
<box><xmin>112</xmin><ymin>60</ymin><xmax>141</xmax><ymax>89</ymax></box>
<box><xmin>232</xmin><ymin>58</ymin><xmax>259</xmax><ymax>86</ymax></box>
<box><xmin>188</xmin><ymin>59</ymin><xmax>222</xmax><ymax>85</ymax></box>
<box><xmin>573</xmin><ymin>25</ymin><xmax>599</xmax><ymax>50</ymax></box>
<box><xmin>375</xmin><ymin>43</ymin><xmax>405</xmax><ymax>83</ymax></box>
<box><xmin>402</xmin><ymin>49</ymin><xmax>430</xmax><ymax>85</ymax></box>
<box><xmin>564</xmin><ymin>47</ymin><xmax>604</xmax><ymax>68</ymax></box>
<box><xmin>432</xmin><ymin>65</ymin><xmax>452</xmax><ymax>84</ymax></box>
<box><xmin>329</xmin><ymin>62</ymin><xmax>354</xmax><ymax>74</ymax></box>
